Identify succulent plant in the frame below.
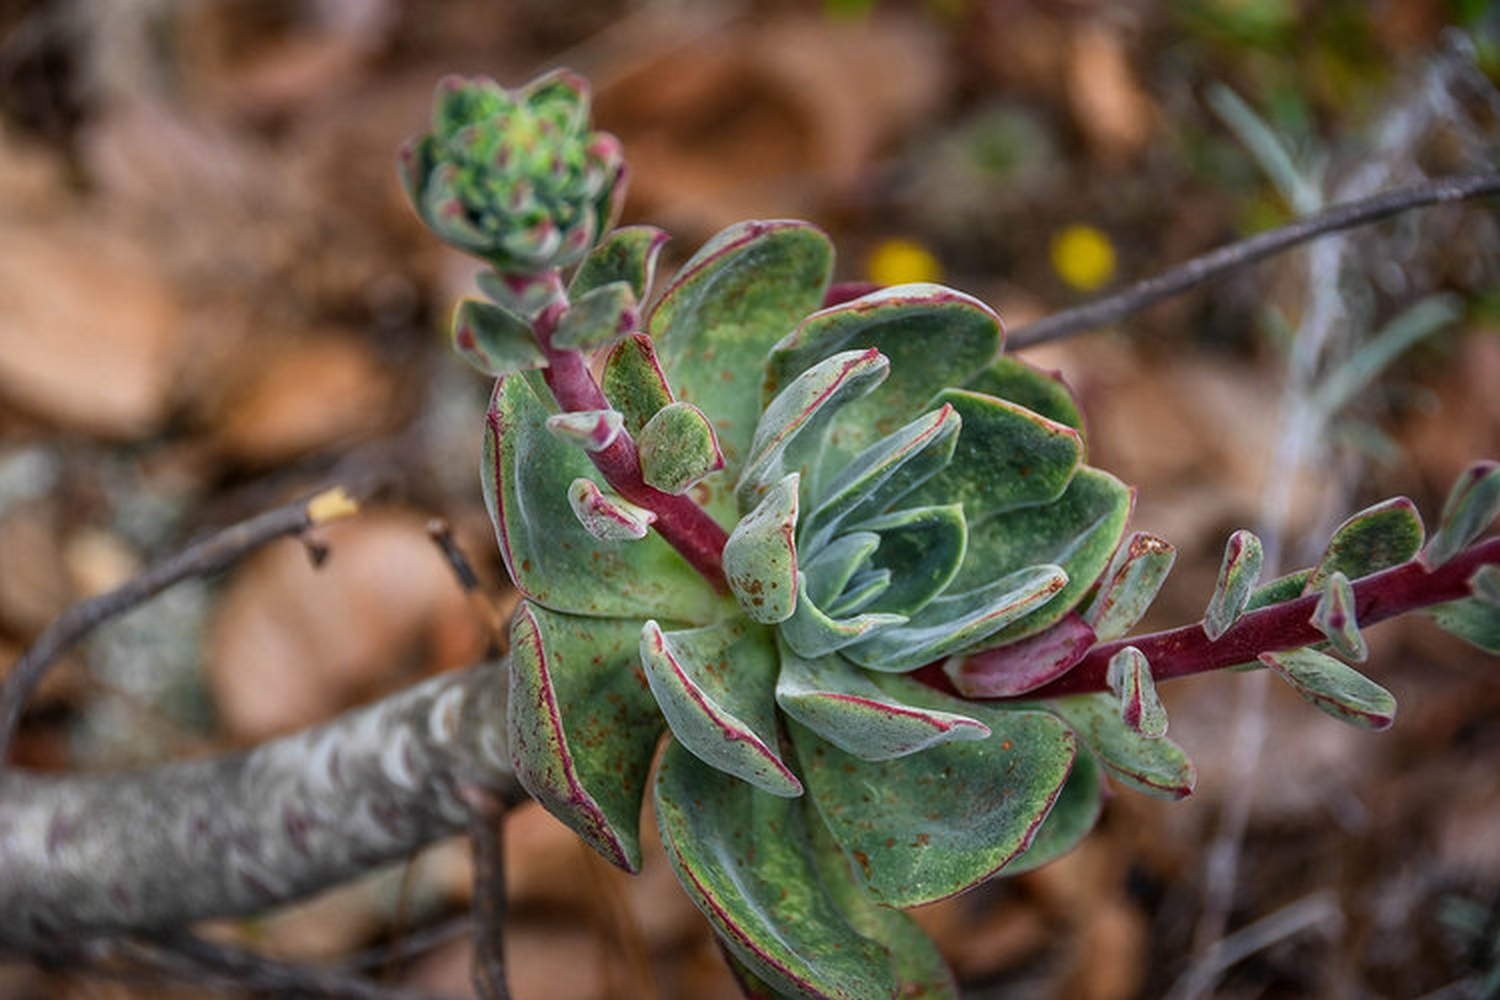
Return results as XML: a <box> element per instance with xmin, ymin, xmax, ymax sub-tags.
<box><xmin>399</xmin><ymin>71</ymin><xmax>624</xmax><ymax>276</ymax></box>
<box><xmin>403</xmin><ymin>71</ymin><xmax>1500</xmax><ymax>1000</ymax></box>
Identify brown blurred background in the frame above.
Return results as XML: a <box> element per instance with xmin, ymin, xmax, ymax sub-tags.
<box><xmin>2</xmin><ymin>1</ymin><xmax>1499</xmax><ymax>997</ymax></box>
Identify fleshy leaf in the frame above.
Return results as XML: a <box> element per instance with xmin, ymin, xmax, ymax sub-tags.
<box><xmin>1305</xmin><ymin>497</ymin><xmax>1424</xmax><ymax>592</ymax></box>
<box><xmin>1084</xmin><ymin>532</ymin><xmax>1176</xmax><ymax>642</ymax></box>
<box><xmin>779</xmin><ymin>581</ymin><xmax>907</xmax><ymax>659</ymax></box>
<box><xmin>844</xmin><ymin>564</ymin><xmax>1068</xmax><ymax>673</ymax></box>
<box><xmin>638</xmin><ymin>401</ymin><xmax>725</xmax><ymax>494</ymax></box>
<box><xmin>653</xmin><ymin>742</ymin><xmax>897</xmax><ymax>1000</ymax></box>
<box><xmin>507</xmin><ymin>603</ymin><xmax>664</xmax><ymax>872</ymax></box>
<box><xmin>1474</xmin><ymin>565</ymin><xmax>1500</xmax><ymax>608</ymax></box>
<box><xmin>485</xmin><ymin>374</ymin><xmax>720</xmax><ymax>622</ymax></box>
<box><xmin>909</xmin><ymin>389</ymin><xmax>1082</xmax><ymax>522</ymax></box>
<box><xmin>545</xmin><ymin>409</ymin><xmax>623</xmax><ymax>452</ymax></box>
<box><xmin>651</xmin><ymin>221</ymin><xmax>834</xmax><ymax>472</ymax></box>
<box><xmin>1310</xmin><ymin>570</ymin><xmax>1367</xmax><ymax>662</ymax></box>
<box><xmin>452</xmin><ymin>298</ymin><xmax>547</xmax><ymax>376</ymax></box>
<box><xmin>802</xmin><ymin>531</ymin><xmax>882</xmax><ymax>610</ymax></box>
<box><xmin>1429</xmin><ymin>597</ymin><xmax>1500</xmax><ymax>653</ymax></box>
<box><xmin>1051</xmin><ymin>693</ymin><xmax>1196</xmax><ymax>799</ymax></box>
<box><xmin>477</xmin><ymin>269</ymin><xmax>567</xmax><ymax>317</ymax></box>
<box><xmin>995</xmin><ymin>749</ymin><xmax>1103</xmax><ymax>877</ymax></box>
<box><xmin>569</xmin><ymin>224</ymin><xmax>669</xmax><ymax>302</ymax></box>
<box><xmin>799</xmin><ymin>404</ymin><xmax>960</xmax><ymax>553</ymax></box>
<box><xmin>963</xmin><ymin>354</ymin><xmax>1084</xmax><ymax>432</ymax></box>
<box><xmin>601</xmin><ymin>334</ymin><xmax>675</xmax><ymax>435</ymax></box>
<box><xmin>724</xmin><ymin>474</ymin><xmax>801</xmax><ymax>624</ymax></box>
<box><xmin>805</xmin><ymin>798</ymin><xmax>960</xmax><ymax>998</ymax></box>
<box><xmin>1204</xmin><ymin>529</ymin><xmax>1264</xmax><ymax>640</ymax></box>
<box><xmin>738</xmin><ymin>349</ymin><xmax>890</xmax><ymax>512</ymax></box>
<box><xmin>954</xmin><ymin>467</ymin><xmax>1133</xmax><ymax>645</ymax></box>
<box><xmin>854</xmin><ymin>504</ymin><xmax>967</xmax><ymax>617</ymax></box>
<box><xmin>567</xmin><ymin>478</ymin><xmax>654</xmax><ymax>540</ymax></box>
<box><xmin>947</xmin><ymin>612</ymin><xmax>1097</xmax><ymax>698</ymax></box>
<box><xmin>640</xmin><ymin>621</ymin><xmax>802</xmax><ymax>796</ymax></box>
<box><xmin>1260</xmin><ymin>648</ymin><xmax>1396</xmax><ymax>730</ymax></box>
<box><xmin>763</xmin><ymin>285</ymin><xmax>1003</xmax><ymax>474</ymax></box>
<box><xmin>552</xmin><ymin>280</ymin><xmax>637</xmax><ymax>352</ymax></box>
<box><xmin>1424</xmin><ymin>461</ymin><xmax>1500</xmax><ymax>568</ymax></box>
<box><xmin>775</xmin><ymin>644</ymin><xmax>989</xmax><ymax>760</ymax></box>
<box><xmin>1246</xmin><ymin>568</ymin><xmax>1313</xmax><ymax>611</ymax></box>
<box><xmin>792</xmin><ymin>679</ymin><xmax>1077</xmax><ymax>907</ymax></box>
<box><xmin>1106</xmin><ymin>646</ymin><xmax>1167</xmax><ymax>738</ymax></box>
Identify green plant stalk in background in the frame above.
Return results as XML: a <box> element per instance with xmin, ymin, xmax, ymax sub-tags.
<box><xmin>402</xmin><ymin>69</ymin><xmax>1500</xmax><ymax>999</ymax></box>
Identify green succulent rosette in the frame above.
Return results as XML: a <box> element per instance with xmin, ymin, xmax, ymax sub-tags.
<box><xmin>399</xmin><ymin>71</ymin><xmax>624</xmax><ymax>274</ymax></box>
<box><xmin>481</xmin><ymin>219</ymin><xmax>1196</xmax><ymax>998</ymax></box>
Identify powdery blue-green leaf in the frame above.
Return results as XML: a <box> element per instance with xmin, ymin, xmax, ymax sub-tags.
<box><xmin>552</xmin><ymin>280</ymin><xmax>637</xmax><ymax>352</ymax></box>
<box><xmin>601</xmin><ymin>334</ymin><xmax>675</xmax><ymax>435</ymax></box>
<box><xmin>775</xmin><ymin>644</ymin><xmax>989</xmax><ymax>760</ymax></box>
<box><xmin>763</xmin><ymin>285</ymin><xmax>1003</xmax><ymax>474</ymax></box>
<box><xmin>955</xmin><ymin>467</ymin><xmax>1133</xmax><ymax>645</ymax></box>
<box><xmin>1310</xmin><ymin>570</ymin><xmax>1367</xmax><ymax>662</ymax></box>
<box><xmin>845</xmin><ymin>564</ymin><xmax>1068</xmax><ymax>673</ymax></box>
<box><xmin>780</xmin><ymin>581</ymin><xmax>907</xmax><ymax>660</ymax></box>
<box><xmin>1474</xmin><ymin>565</ymin><xmax>1500</xmax><ymax>608</ymax></box>
<box><xmin>567</xmin><ymin>478</ymin><xmax>654</xmax><ymax>540</ymax></box>
<box><xmin>477</xmin><ymin>268</ymin><xmax>568</xmax><ymax>318</ymax></box>
<box><xmin>569</xmin><ymin>224</ymin><xmax>669</xmax><ymax>302</ymax></box>
<box><xmin>947</xmin><ymin>613</ymin><xmax>1097</xmax><ymax>698</ymax></box>
<box><xmin>1424</xmin><ymin>461</ymin><xmax>1500</xmax><ymax>568</ymax></box>
<box><xmin>724</xmin><ymin>474</ymin><xmax>801</xmax><ymax>624</ymax></box>
<box><xmin>792</xmin><ymin>680</ymin><xmax>1078</xmax><ymax>907</ymax></box>
<box><xmin>452</xmin><ymin>298</ymin><xmax>547</xmax><ymax>376</ymax></box>
<box><xmin>738</xmin><ymin>349</ymin><xmax>890</xmax><ymax>512</ymax></box>
<box><xmin>1204</xmin><ymin>529</ymin><xmax>1264</xmax><ymax>640</ymax></box>
<box><xmin>507</xmin><ymin>603</ymin><xmax>664</xmax><ymax>872</ymax></box>
<box><xmin>545</xmin><ymin>409</ymin><xmax>623</xmax><ymax>452</ymax></box>
<box><xmin>799</xmin><ymin>404</ymin><xmax>960</xmax><ymax>553</ymax></box>
<box><xmin>1084</xmin><ymin>532</ymin><xmax>1176</xmax><ymax>642</ymax></box>
<box><xmin>963</xmin><ymin>354</ymin><xmax>1084</xmax><ymax>432</ymax></box>
<box><xmin>1305</xmin><ymin>497</ymin><xmax>1425</xmax><ymax>592</ymax></box>
<box><xmin>653</xmin><ymin>740</ymin><xmax>897</xmax><ymax>1000</ymax></box>
<box><xmin>484</xmin><ymin>374</ymin><xmax>720</xmax><ymax>623</ymax></box>
<box><xmin>1259</xmin><ymin>648</ymin><xmax>1396</xmax><ymax>730</ymax></box>
<box><xmin>651</xmin><ymin>221</ymin><xmax>834</xmax><ymax>472</ymax></box>
<box><xmin>994</xmin><ymin>748</ymin><xmax>1103</xmax><ymax>877</ymax></box>
<box><xmin>1429</xmin><ymin>597</ymin><xmax>1500</xmax><ymax>653</ymax></box>
<box><xmin>1051</xmin><ymin>693</ymin><xmax>1196</xmax><ymax>799</ymax></box>
<box><xmin>1246</xmin><ymin>568</ymin><xmax>1314</xmax><ymax>611</ymax></box>
<box><xmin>638</xmin><ymin>401</ymin><xmax>724</xmax><ymax>494</ymax></box>
<box><xmin>908</xmin><ymin>389</ymin><xmax>1082</xmax><ymax>523</ymax></box>
<box><xmin>640</xmin><ymin>620</ymin><xmax>801</xmax><ymax>796</ymax></box>
<box><xmin>1106</xmin><ymin>646</ymin><xmax>1167</xmax><ymax>738</ymax></box>
<box><xmin>802</xmin><ymin>532</ymin><xmax>882</xmax><ymax>610</ymax></box>
<box><xmin>805</xmin><ymin>798</ymin><xmax>960</xmax><ymax>999</ymax></box>
<box><xmin>855</xmin><ymin>504</ymin><xmax>967</xmax><ymax>617</ymax></box>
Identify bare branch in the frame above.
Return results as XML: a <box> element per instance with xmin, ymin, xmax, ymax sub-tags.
<box><xmin>1007</xmin><ymin>172</ymin><xmax>1500</xmax><ymax>349</ymax></box>
<box><xmin>0</xmin><ymin>487</ymin><xmax>360</xmax><ymax>758</ymax></box>
<box><xmin>461</xmin><ymin>784</ymin><xmax>512</xmax><ymax>1000</ymax></box>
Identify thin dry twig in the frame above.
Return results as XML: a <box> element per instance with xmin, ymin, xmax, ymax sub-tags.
<box><xmin>461</xmin><ymin>784</ymin><xmax>512</xmax><ymax>1000</ymax></box>
<box><xmin>427</xmin><ymin>517</ymin><xmax>507</xmax><ymax>653</ymax></box>
<box><xmin>1007</xmin><ymin>172</ymin><xmax>1500</xmax><ymax>349</ymax></box>
<box><xmin>0</xmin><ymin>487</ymin><xmax>358</xmax><ymax>760</ymax></box>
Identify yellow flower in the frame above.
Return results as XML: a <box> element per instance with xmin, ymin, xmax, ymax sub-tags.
<box><xmin>866</xmin><ymin>238</ymin><xmax>943</xmax><ymax>286</ymax></box>
<box><xmin>1050</xmin><ymin>224</ymin><xmax>1117</xmax><ymax>292</ymax></box>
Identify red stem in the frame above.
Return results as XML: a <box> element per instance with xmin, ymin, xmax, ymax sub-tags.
<box><xmin>988</xmin><ymin>535</ymin><xmax>1500</xmax><ymax>701</ymax></box>
<box><xmin>532</xmin><ymin>300</ymin><xmax>730</xmax><ymax>591</ymax></box>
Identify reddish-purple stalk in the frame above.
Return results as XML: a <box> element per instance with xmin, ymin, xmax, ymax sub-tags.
<box><xmin>978</xmin><ymin>535</ymin><xmax>1500</xmax><ymax>701</ymax></box>
<box><xmin>528</xmin><ymin>287</ymin><xmax>731</xmax><ymax>591</ymax></box>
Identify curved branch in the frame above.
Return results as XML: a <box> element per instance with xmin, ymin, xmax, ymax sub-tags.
<box><xmin>1007</xmin><ymin>172</ymin><xmax>1500</xmax><ymax>349</ymax></box>
<box><xmin>0</xmin><ymin>661</ymin><xmax>520</xmax><ymax>950</ymax></box>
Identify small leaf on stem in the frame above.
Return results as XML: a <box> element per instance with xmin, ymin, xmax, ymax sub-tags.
<box><xmin>1310</xmin><ymin>570</ymin><xmax>1367</xmax><ymax>662</ymax></box>
<box><xmin>947</xmin><ymin>612</ymin><xmax>1097</xmax><ymax>698</ymax></box>
<box><xmin>567</xmin><ymin>478</ymin><xmax>655</xmax><ymax>540</ymax></box>
<box><xmin>1305</xmin><ymin>497</ymin><xmax>1424</xmax><ymax>592</ymax></box>
<box><xmin>552</xmin><ymin>280</ymin><xmax>638</xmax><ymax>352</ymax></box>
<box><xmin>1260</xmin><ymin>648</ymin><xmax>1396</xmax><ymax>730</ymax></box>
<box><xmin>1106</xmin><ymin>646</ymin><xmax>1167</xmax><ymax>738</ymax></box>
<box><xmin>724</xmin><ymin>474</ymin><xmax>800</xmax><ymax>624</ymax></box>
<box><xmin>452</xmin><ymin>299</ymin><xmax>548</xmax><ymax>376</ymax></box>
<box><xmin>1424</xmin><ymin>461</ymin><xmax>1500</xmax><ymax>568</ymax></box>
<box><xmin>638</xmin><ymin>401</ymin><xmax>725</xmax><ymax>494</ymax></box>
<box><xmin>1204</xmin><ymin>529</ymin><xmax>1263</xmax><ymax>639</ymax></box>
<box><xmin>545</xmin><ymin>409</ymin><xmax>624</xmax><ymax>452</ymax></box>
<box><xmin>569</xmin><ymin>225</ymin><xmax>669</xmax><ymax>302</ymax></box>
<box><xmin>1085</xmin><ymin>532</ymin><xmax>1176</xmax><ymax>642</ymax></box>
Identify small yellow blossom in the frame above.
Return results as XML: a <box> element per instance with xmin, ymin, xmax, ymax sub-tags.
<box><xmin>867</xmin><ymin>238</ymin><xmax>943</xmax><ymax>286</ymax></box>
<box><xmin>1050</xmin><ymin>224</ymin><xmax>1117</xmax><ymax>292</ymax></box>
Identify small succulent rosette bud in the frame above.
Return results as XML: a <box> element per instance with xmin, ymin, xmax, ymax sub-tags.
<box><xmin>400</xmin><ymin>70</ymin><xmax>625</xmax><ymax>275</ymax></box>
